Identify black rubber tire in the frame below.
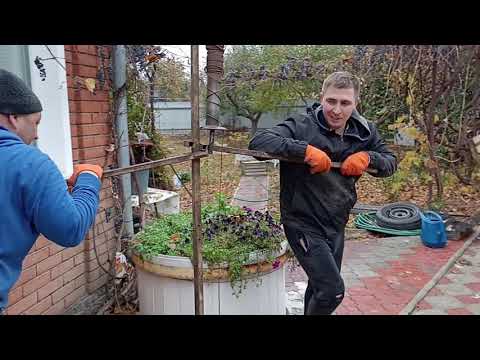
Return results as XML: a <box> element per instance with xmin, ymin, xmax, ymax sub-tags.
<box><xmin>375</xmin><ymin>202</ymin><xmax>422</xmax><ymax>230</ymax></box>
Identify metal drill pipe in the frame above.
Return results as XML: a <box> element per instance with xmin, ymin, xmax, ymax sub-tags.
<box><xmin>190</xmin><ymin>45</ymin><xmax>204</xmax><ymax>315</ymax></box>
<box><xmin>102</xmin><ymin>152</ymin><xmax>208</xmax><ymax>178</ymax></box>
<box><xmin>182</xmin><ymin>141</ymin><xmax>379</xmax><ymax>174</ymax></box>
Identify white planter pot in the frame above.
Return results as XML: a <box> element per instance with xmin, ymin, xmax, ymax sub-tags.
<box><xmin>132</xmin><ymin>242</ymin><xmax>288</xmax><ymax>315</ymax></box>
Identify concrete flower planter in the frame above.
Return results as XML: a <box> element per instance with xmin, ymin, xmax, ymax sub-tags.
<box><xmin>132</xmin><ymin>241</ymin><xmax>288</xmax><ymax>315</ymax></box>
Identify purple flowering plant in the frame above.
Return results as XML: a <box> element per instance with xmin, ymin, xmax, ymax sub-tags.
<box><xmin>134</xmin><ymin>193</ymin><xmax>286</xmax><ymax>295</ymax></box>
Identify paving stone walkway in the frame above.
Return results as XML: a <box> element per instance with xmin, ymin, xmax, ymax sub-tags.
<box><xmin>411</xmin><ymin>239</ymin><xmax>480</xmax><ymax>315</ymax></box>
<box><xmin>286</xmin><ymin>236</ymin><xmax>464</xmax><ymax>315</ymax></box>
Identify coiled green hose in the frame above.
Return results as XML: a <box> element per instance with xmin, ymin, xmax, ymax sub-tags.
<box><xmin>354</xmin><ymin>212</ymin><xmax>421</xmax><ymax>236</ymax></box>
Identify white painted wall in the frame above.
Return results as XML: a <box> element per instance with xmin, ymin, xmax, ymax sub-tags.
<box><xmin>28</xmin><ymin>45</ymin><xmax>72</xmax><ymax>178</ymax></box>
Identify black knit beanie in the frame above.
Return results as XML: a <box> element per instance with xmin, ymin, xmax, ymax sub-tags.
<box><xmin>0</xmin><ymin>68</ymin><xmax>43</xmax><ymax>115</ymax></box>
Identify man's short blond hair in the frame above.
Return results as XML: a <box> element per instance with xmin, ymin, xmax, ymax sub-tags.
<box><xmin>321</xmin><ymin>71</ymin><xmax>360</xmax><ymax>101</ymax></box>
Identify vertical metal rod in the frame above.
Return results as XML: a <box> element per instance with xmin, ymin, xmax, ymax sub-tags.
<box><xmin>112</xmin><ymin>45</ymin><xmax>134</xmax><ymax>238</ymax></box>
<box><xmin>190</xmin><ymin>45</ymin><xmax>204</xmax><ymax>315</ymax></box>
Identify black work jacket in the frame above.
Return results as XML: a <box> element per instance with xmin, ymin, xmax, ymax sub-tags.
<box><xmin>248</xmin><ymin>106</ymin><xmax>397</xmax><ymax>240</ymax></box>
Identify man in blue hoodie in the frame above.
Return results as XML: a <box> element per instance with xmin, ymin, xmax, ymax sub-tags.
<box><xmin>0</xmin><ymin>69</ymin><xmax>103</xmax><ymax>314</ymax></box>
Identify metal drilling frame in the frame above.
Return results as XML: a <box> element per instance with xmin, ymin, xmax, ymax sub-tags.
<box><xmin>102</xmin><ymin>45</ymin><xmax>377</xmax><ymax>315</ymax></box>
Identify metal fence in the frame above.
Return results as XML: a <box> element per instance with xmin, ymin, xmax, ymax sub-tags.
<box><xmin>154</xmin><ymin>100</ymin><xmax>206</xmax><ymax>134</ymax></box>
<box><xmin>154</xmin><ymin>100</ymin><xmax>311</xmax><ymax>133</ymax></box>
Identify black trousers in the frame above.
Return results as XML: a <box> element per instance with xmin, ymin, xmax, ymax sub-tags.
<box><xmin>284</xmin><ymin>225</ymin><xmax>345</xmax><ymax>315</ymax></box>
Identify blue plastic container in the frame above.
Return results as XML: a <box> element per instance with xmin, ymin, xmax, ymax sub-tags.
<box><xmin>420</xmin><ymin>211</ymin><xmax>447</xmax><ymax>248</ymax></box>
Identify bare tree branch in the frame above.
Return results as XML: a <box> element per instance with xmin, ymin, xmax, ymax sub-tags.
<box><xmin>44</xmin><ymin>45</ymin><xmax>66</xmax><ymax>71</ymax></box>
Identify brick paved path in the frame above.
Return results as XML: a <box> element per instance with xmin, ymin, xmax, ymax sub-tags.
<box><xmin>411</xmin><ymin>239</ymin><xmax>480</xmax><ymax>315</ymax></box>
<box><xmin>286</xmin><ymin>236</ymin><xmax>464</xmax><ymax>315</ymax></box>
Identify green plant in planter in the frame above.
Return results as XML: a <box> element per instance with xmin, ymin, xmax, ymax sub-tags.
<box><xmin>132</xmin><ymin>193</ymin><xmax>286</xmax><ymax>296</ymax></box>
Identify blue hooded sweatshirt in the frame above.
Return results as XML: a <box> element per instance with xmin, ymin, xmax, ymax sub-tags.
<box><xmin>0</xmin><ymin>126</ymin><xmax>101</xmax><ymax>310</ymax></box>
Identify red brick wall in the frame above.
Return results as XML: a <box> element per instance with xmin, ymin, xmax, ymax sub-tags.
<box><xmin>5</xmin><ymin>45</ymin><xmax>117</xmax><ymax>315</ymax></box>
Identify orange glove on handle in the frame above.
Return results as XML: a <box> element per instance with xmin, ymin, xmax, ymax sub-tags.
<box><xmin>67</xmin><ymin>164</ymin><xmax>103</xmax><ymax>187</ymax></box>
<box><xmin>340</xmin><ymin>151</ymin><xmax>370</xmax><ymax>176</ymax></box>
<box><xmin>304</xmin><ymin>145</ymin><xmax>332</xmax><ymax>174</ymax></box>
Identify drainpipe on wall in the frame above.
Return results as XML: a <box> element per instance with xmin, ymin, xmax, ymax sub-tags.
<box><xmin>112</xmin><ymin>45</ymin><xmax>134</xmax><ymax>239</ymax></box>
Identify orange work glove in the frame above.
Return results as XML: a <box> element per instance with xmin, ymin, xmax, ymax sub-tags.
<box><xmin>304</xmin><ymin>145</ymin><xmax>332</xmax><ymax>174</ymax></box>
<box><xmin>340</xmin><ymin>152</ymin><xmax>370</xmax><ymax>176</ymax></box>
<box><xmin>67</xmin><ymin>164</ymin><xmax>103</xmax><ymax>188</ymax></box>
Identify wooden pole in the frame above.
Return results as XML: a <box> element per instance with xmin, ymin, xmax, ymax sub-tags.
<box><xmin>190</xmin><ymin>45</ymin><xmax>204</xmax><ymax>315</ymax></box>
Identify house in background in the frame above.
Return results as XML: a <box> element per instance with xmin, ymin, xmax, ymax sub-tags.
<box><xmin>1</xmin><ymin>45</ymin><xmax>117</xmax><ymax>315</ymax></box>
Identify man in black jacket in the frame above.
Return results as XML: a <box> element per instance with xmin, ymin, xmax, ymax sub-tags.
<box><xmin>249</xmin><ymin>71</ymin><xmax>397</xmax><ymax>315</ymax></box>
